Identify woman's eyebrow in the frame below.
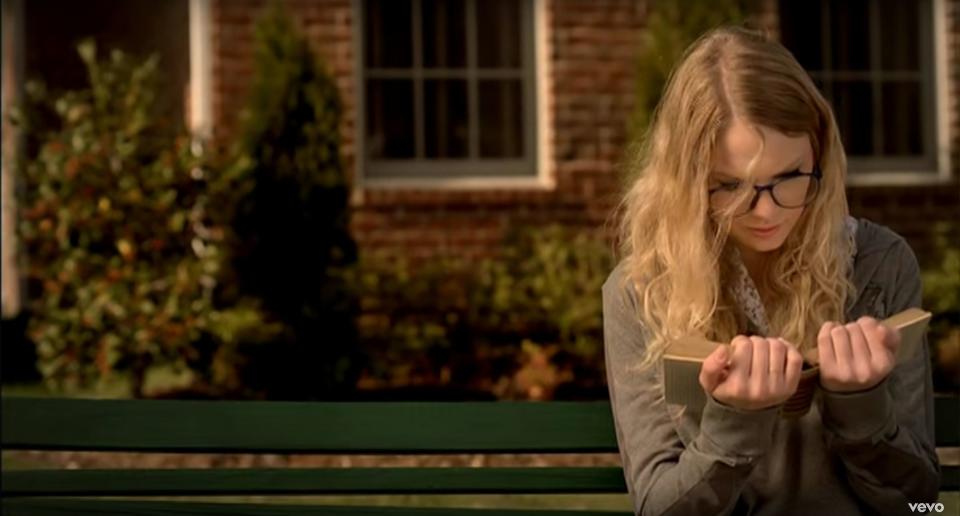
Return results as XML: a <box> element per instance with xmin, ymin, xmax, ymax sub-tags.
<box><xmin>771</xmin><ymin>159</ymin><xmax>806</xmax><ymax>178</ymax></box>
<box><xmin>712</xmin><ymin>158</ymin><xmax>806</xmax><ymax>181</ymax></box>
<box><xmin>710</xmin><ymin>171</ymin><xmax>741</xmax><ymax>180</ymax></box>
<box><xmin>771</xmin><ymin>169</ymin><xmax>799</xmax><ymax>178</ymax></box>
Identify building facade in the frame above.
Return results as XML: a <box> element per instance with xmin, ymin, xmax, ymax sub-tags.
<box><xmin>2</xmin><ymin>0</ymin><xmax>959</xmax><ymax>315</ymax></box>
<box><xmin>206</xmin><ymin>0</ymin><xmax>960</xmax><ymax>263</ymax></box>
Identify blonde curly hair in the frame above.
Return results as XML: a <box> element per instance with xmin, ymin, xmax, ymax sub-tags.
<box><xmin>616</xmin><ymin>26</ymin><xmax>856</xmax><ymax>369</ymax></box>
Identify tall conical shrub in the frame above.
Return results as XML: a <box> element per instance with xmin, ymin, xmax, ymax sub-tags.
<box><xmin>226</xmin><ymin>3</ymin><xmax>359</xmax><ymax>399</ymax></box>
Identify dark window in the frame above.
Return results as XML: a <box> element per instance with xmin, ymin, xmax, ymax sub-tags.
<box><xmin>780</xmin><ymin>0</ymin><xmax>937</xmax><ymax>174</ymax></box>
<box><xmin>361</xmin><ymin>0</ymin><xmax>537</xmax><ymax>181</ymax></box>
<box><xmin>24</xmin><ymin>0</ymin><xmax>190</xmax><ymax>130</ymax></box>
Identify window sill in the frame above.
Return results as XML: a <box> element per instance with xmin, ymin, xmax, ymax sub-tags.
<box><xmin>846</xmin><ymin>171</ymin><xmax>955</xmax><ymax>187</ymax></box>
<box><xmin>357</xmin><ymin>175</ymin><xmax>556</xmax><ymax>191</ymax></box>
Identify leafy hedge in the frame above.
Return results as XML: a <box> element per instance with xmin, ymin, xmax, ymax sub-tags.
<box><xmin>11</xmin><ymin>6</ymin><xmax>614</xmax><ymax>401</ymax></box>
<box><xmin>14</xmin><ymin>41</ymin><xmax>222</xmax><ymax>396</ymax></box>
<box><xmin>921</xmin><ymin>222</ymin><xmax>960</xmax><ymax>392</ymax></box>
<box><xmin>356</xmin><ymin>225</ymin><xmax>614</xmax><ymax>399</ymax></box>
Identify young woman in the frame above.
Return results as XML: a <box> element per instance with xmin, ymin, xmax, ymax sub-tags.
<box><xmin>603</xmin><ymin>27</ymin><xmax>940</xmax><ymax>515</ymax></box>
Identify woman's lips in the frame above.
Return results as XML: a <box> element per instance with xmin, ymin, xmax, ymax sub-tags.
<box><xmin>748</xmin><ymin>225</ymin><xmax>780</xmax><ymax>238</ymax></box>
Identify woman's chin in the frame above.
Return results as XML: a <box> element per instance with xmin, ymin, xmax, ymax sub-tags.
<box><xmin>751</xmin><ymin>240</ymin><xmax>785</xmax><ymax>253</ymax></box>
<box><xmin>734</xmin><ymin>232</ymin><xmax>788</xmax><ymax>254</ymax></box>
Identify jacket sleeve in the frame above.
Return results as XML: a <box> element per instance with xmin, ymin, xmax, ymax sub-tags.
<box><xmin>602</xmin><ymin>267</ymin><xmax>780</xmax><ymax>515</ymax></box>
<box><xmin>819</xmin><ymin>240</ymin><xmax>941</xmax><ymax>513</ymax></box>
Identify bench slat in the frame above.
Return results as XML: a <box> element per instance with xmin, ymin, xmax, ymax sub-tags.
<box><xmin>0</xmin><ymin>499</ymin><xmax>633</xmax><ymax>516</ymax></box>
<box><xmin>1</xmin><ymin>467</ymin><xmax>627</xmax><ymax>496</ymax></box>
<box><xmin>0</xmin><ymin>398</ymin><xmax>618</xmax><ymax>453</ymax></box>
<box><xmin>3</xmin><ymin>396</ymin><xmax>957</xmax><ymax>452</ymax></box>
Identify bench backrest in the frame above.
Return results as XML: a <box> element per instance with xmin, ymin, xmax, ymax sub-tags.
<box><xmin>2</xmin><ymin>396</ymin><xmax>957</xmax><ymax>502</ymax></box>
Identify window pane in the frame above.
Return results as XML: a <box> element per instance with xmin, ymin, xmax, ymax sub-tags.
<box><xmin>366</xmin><ymin>79</ymin><xmax>415</xmax><ymax>158</ymax></box>
<box><xmin>881</xmin><ymin>82</ymin><xmax>923</xmax><ymax>156</ymax></box>
<box><xmin>778</xmin><ymin>0</ymin><xmax>822</xmax><ymax>70</ymax></box>
<box><xmin>424</xmin><ymin>79</ymin><xmax>468</xmax><ymax>158</ymax></box>
<box><xmin>477</xmin><ymin>0</ymin><xmax>521</xmax><ymax>68</ymax></box>
<box><xmin>832</xmin><ymin>81</ymin><xmax>874</xmax><ymax>156</ymax></box>
<box><xmin>24</xmin><ymin>0</ymin><xmax>189</xmax><ymax>128</ymax></box>
<box><xmin>829</xmin><ymin>0</ymin><xmax>870</xmax><ymax>71</ymax></box>
<box><xmin>479</xmin><ymin>80</ymin><xmax>523</xmax><ymax>158</ymax></box>
<box><xmin>422</xmin><ymin>0</ymin><xmax>466</xmax><ymax>69</ymax></box>
<box><xmin>365</xmin><ymin>0</ymin><xmax>412</xmax><ymax>68</ymax></box>
<box><xmin>879</xmin><ymin>0</ymin><xmax>920</xmax><ymax>71</ymax></box>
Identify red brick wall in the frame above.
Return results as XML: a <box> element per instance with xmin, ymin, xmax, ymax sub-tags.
<box><xmin>209</xmin><ymin>0</ymin><xmax>959</xmax><ymax>267</ymax></box>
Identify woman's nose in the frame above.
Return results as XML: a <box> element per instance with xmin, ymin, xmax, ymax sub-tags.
<box><xmin>750</xmin><ymin>189</ymin><xmax>779</xmax><ymax>218</ymax></box>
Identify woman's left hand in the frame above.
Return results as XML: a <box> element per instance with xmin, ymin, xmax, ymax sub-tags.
<box><xmin>817</xmin><ymin>317</ymin><xmax>901</xmax><ymax>393</ymax></box>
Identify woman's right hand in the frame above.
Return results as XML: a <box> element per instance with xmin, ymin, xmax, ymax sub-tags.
<box><xmin>698</xmin><ymin>335</ymin><xmax>804</xmax><ymax>411</ymax></box>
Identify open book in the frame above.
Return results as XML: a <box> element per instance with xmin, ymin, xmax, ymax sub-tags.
<box><xmin>662</xmin><ymin>308</ymin><xmax>932</xmax><ymax>416</ymax></box>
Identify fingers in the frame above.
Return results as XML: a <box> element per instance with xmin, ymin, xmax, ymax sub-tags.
<box><xmin>830</xmin><ymin>323</ymin><xmax>853</xmax><ymax>374</ymax></box>
<box><xmin>818</xmin><ymin>321</ymin><xmax>836</xmax><ymax>371</ymax></box>
<box><xmin>859</xmin><ymin>317</ymin><xmax>896</xmax><ymax>375</ymax></box>
<box><xmin>848</xmin><ymin>319</ymin><xmax>872</xmax><ymax>360</ymax></box>
<box><xmin>769</xmin><ymin>337</ymin><xmax>787</xmax><ymax>388</ymax></box>
<box><xmin>750</xmin><ymin>336</ymin><xmax>769</xmax><ymax>396</ymax></box>
<box><xmin>819</xmin><ymin>317</ymin><xmax>898</xmax><ymax>393</ymax></box>
<box><xmin>711</xmin><ymin>335</ymin><xmax>804</xmax><ymax>410</ymax></box>
<box><xmin>883</xmin><ymin>324</ymin><xmax>902</xmax><ymax>354</ymax></box>
<box><xmin>784</xmin><ymin>344</ymin><xmax>803</xmax><ymax>393</ymax></box>
<box><xmin>847</xmin><ymin>321</ymin><xmax>873</xmax><ymax>383</ymax></box>
<box><xmin>699</xmin><ymin>344</ymin><xmax>730</xmax><ymax>394</ymax></box>
<box><xmin>860</xmin><ymin>317</ymin><xmax>900</xmax><ymax>355</ymax></box>
<box><xmin>729</xmin><ymin>335</ymin><xmax>753</xmax><ymax>385</ymax></box>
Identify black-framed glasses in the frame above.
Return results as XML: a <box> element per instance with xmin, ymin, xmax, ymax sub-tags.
<box><xmin>708</xmin><ymin>167</ymin><xmax>822</xmax><ymax>217</ymax></box>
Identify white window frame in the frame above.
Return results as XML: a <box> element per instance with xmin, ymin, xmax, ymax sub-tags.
<box><xmin>189</xmin><ymin>0</ymin><xmax>213</xmax><ymax>140</ymax></box>
<box><xmin>352</xmin><ymin>0</ymin><xmax>553</xmax><ymax>190</ymax></box>
<box><xmin>2</xmin><ymin>0</ymin><xmax>25</xmax><ymax>317</ymax></box>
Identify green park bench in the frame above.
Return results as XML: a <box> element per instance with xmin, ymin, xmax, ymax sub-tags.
<box><xmin>1</xmin><ymin>395</ymin><xmax>957</xmax><ymax>515</ymax></box>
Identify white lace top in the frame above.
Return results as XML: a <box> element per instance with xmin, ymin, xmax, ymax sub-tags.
<box><xmin>730</xmin><ymin>216</ymin><xmax>858</xmax><ymax>336</ymax></box>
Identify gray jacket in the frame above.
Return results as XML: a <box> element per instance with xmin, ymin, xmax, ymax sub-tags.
<box><xmin>602</xmin><ymin>217</ymin><xmax>940</xmax><ymax>515</ymax></box>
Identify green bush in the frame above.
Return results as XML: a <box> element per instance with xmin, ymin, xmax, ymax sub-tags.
<box><xmin>11</xmin><ymin>4</ymin><xmax>358</xmax><ymax>401</ymax></box>
<box><xmin>471</xmin><ymin>226</ymin><xmax>614</xmax><ymax>359</ymax></box>
<box><xmin>355</xmin><ymin>225</ymin><xmax>614</xmax><ymax>399</ymax></box>
<box><xmin>470</xmin><ymin>225</ymin><xmax>615</xmax><ymax>399</ymax></box>
<box><xmin>922</xmin><ymin>223</ymin><xmax>960</xmax><ymax>316</ymax></box>
<box><xmin>921</xmin><ymin>222</ymin><xmax>960</xmax><ymax>392</ymax></box>
<box><xmin>354</xmin><ymin>253</ymin><xmax>468</xmax><ymax>389</ymax></box>
<box><xmin>216</xmin><ymin>3</ymin><xmax>360</xmax><ymax>400</ymax></box>
<box><xmin>13</xmin><ymin>41</ymin><xmax>222</xmax><ymax>397</ymax></box>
